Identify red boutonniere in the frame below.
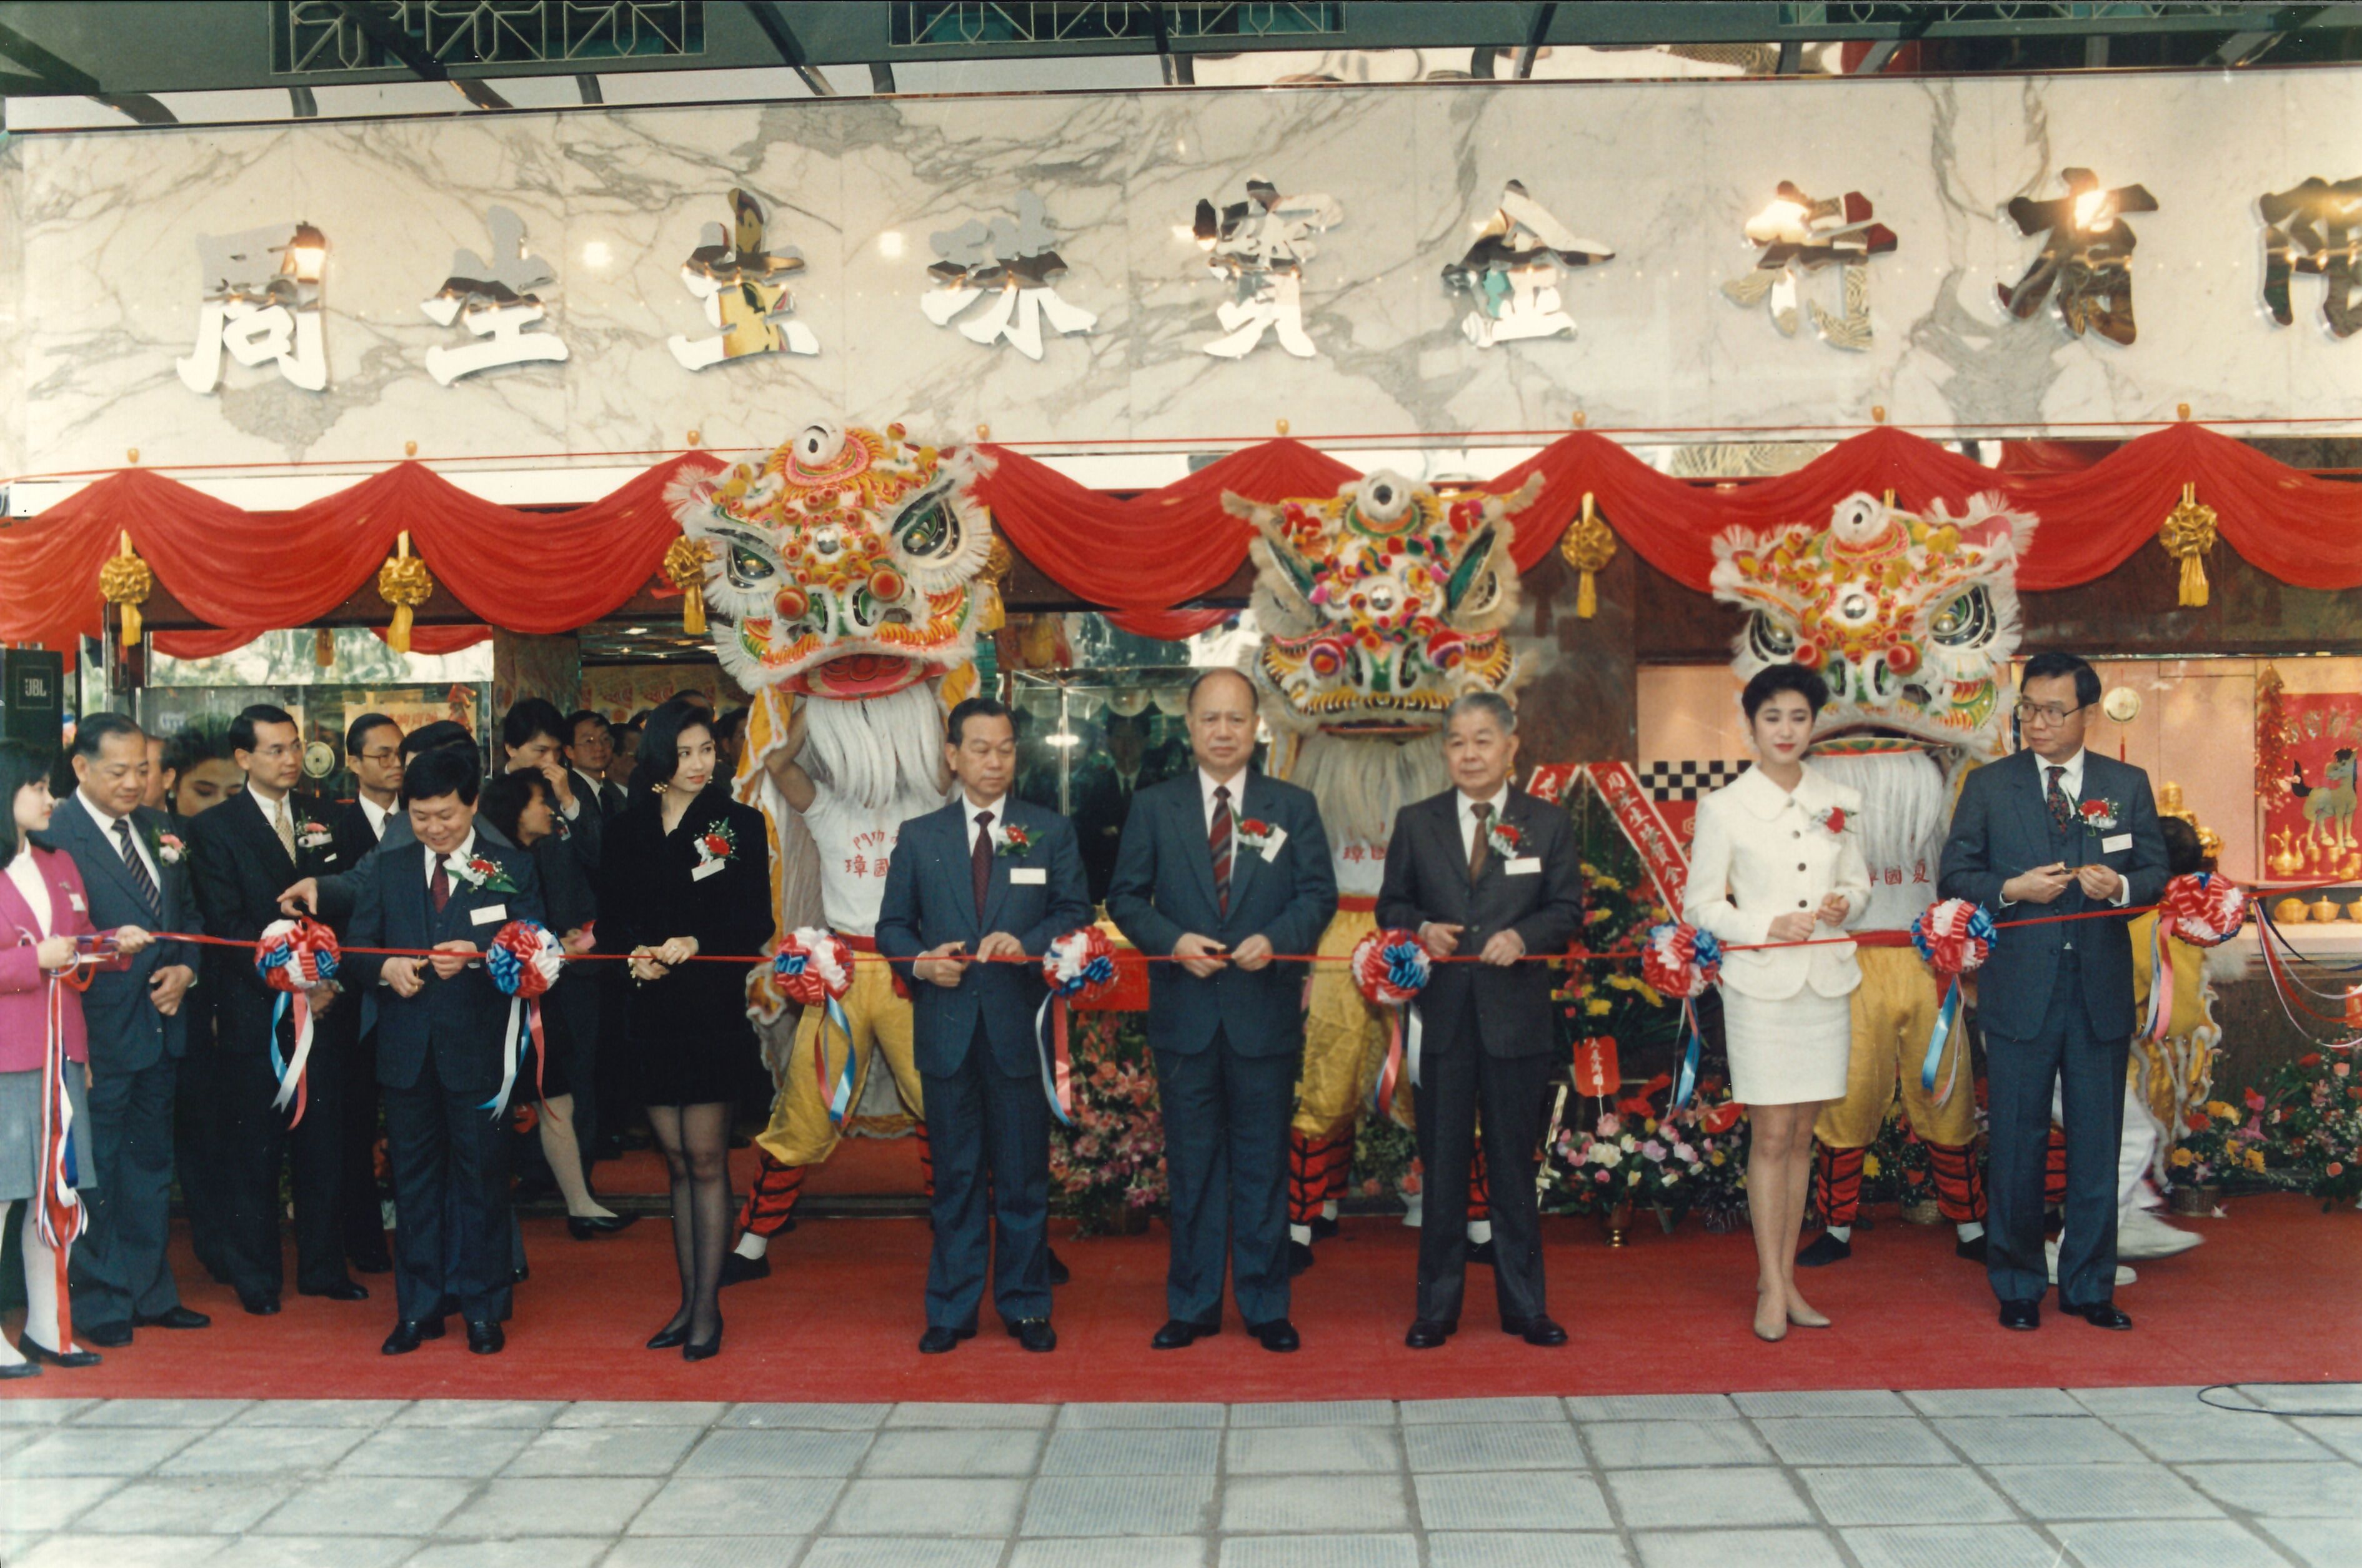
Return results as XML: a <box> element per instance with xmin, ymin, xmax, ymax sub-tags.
<box><xmin>1815</xmin><ymin>806</ymin><xmax>1849</xmax><ymax>837</ymax></box>
<box><xmin>296</xmin><ymin>819</ymin><xmax>334</xmax><ymax>850</ymax></box>
<box><xmin>1483</xmin><ymin>818</ymin><xmax>1522</xmax><ymax>860</ymax></box>
<box><xmin>2078</xmin><ymin>798</ymin><xmax>2121</xmax><ymax>833</ymax></box>
<box><xmin>152</xmin><ymin>830</ymin><xmax>187</xmax><ymax>866</ymax></box>
<box><xmin>993</xmin><ymin>823</ymin><xmax>1032</xmax><ymax>858</ymax></box>
<box><xmin>695</xmin><ymin>820</ymin><xmax>739</xmax><ymax>868</ymax></box>
<box><xmin>449</xmin><ymin>854</ymin><xmax>518</xmax><ymax>895</ymax></box>
<box><xmin>1233</xmin><ymin>818</ymin><xmax>1278</xmax><ymax>850</ymax></box>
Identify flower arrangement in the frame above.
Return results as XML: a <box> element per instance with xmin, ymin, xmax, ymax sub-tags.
<box><xmin>2171</xmin><ymin>1093</ymin><xmax>2271</xmax><ymax>1190</ymax></box>
<box><xmin>1543</xmin><ymin>1073</ymin><xmax>1749</xmax><ymax>1227</ymax></box>
<box><xmin>2261</xmin><ymin>1053</ymin><xmax>2362</xmax><ymax>1209</ymax></box>
<box><xmin>1048</xmin><ymin>1011</ymin><xmax>1167</xmax><ymax>1232</ymax></box>
<box><xmin>1552</xmin><ymin>782</ymin><xmax>1680</xmax><ymax>1074</ymax></box>
<box><xmin>449</xmin><ymin>853</ymin><xmax>518</xmax><ymax>895</ymax></box>
<box><xmin>1863</xmin><ymin>1106</ymin><xmax>1938</xmax><ymax>1217</ymax></box>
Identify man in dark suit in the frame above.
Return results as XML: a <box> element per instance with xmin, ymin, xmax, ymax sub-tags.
<box><xmin>877</xmin><ymin>697</ymin><xmax>1092</xmax><ymax>1355</ymax></box>
<box><xmin>502</xmin><ymin>699</ymin><xmax>602</xmax><ymax>873</ymax></box>
<box><xmin>344</xmin><ymin>746</ymin><xmax>546</xmax><ymax>1356</ymax></box>
<box><xmin>1377</xmin><ymin>693</ymin><xmax>1583</xmax><ymax>1348</ymax></box>
<box><xmin>568</xmin><ymin>710</ymin><xmax>629</xmax><ymax>818</ymax></box>
<box><xmin>187</xmin><ymin>703</ymin><xmax>364</xmax><ymax>1316</ymax></box>
<box><xmin>1108</xmin><ymin>668</ymin><xmax>1338</xmax><ymax>1352</ymax></box>
<box><xmin>1075</xmin><ymin>716</ymin><xmax>1172</xmax><ymax>904</ymax></box>
<box><xmin>1940</xmin><ymin>651</ymin><xmax>2168</xmax><ymax>1331</ymax></box>
<box><xmin>54</xmin><ymin>714</ymin><xmax>209</xmax><ymax>1346</ymax></box>
<box><xmin>326</xmin><ymin>712</ymin><xmax>406</xmax><ymax>1276</ymax></box>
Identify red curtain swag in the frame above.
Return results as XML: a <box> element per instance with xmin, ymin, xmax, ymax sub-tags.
<box><xmin>3</xmin><ymin>423</ymin><xmax>2357</xmax><ymax>656</ymax></box>
<box><xmin>149</xmin><ymin>625</ymin><xmax>492</xmax><ymax>660</ymax></box>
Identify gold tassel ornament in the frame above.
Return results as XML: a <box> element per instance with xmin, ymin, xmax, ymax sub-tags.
<box><xmin>98</xmin><ymin>530</ymin><xmax>154</xmax><ymax>648</ymax></box>
<box><xmin>664</xmin><ymin>535</ymin><xmax>715</xmax><ymax>635</ymax></box>
<box><xmin>1558</xmin><ymin>492</ymin><xmax>1617</xmax><ymax>620</ymax></box>
<box><xmin>2158</xmin><ymin>482</ymin><xmax>2218</xmax><ymax>608</ymax></box>
<box><xmin>376</xmin><ymin>530</ymin><xmax>434</xmax><ymax>653</ymax></box>
<box><xmin>979</xmin><ymin>533</ymin><xmax>1013</xmax><ymax>635</ymax></box>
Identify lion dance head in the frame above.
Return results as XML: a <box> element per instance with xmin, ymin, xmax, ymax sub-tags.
<box><xmin>1710</xmin><ymin>490</ymin><xmax>2036</xmax><ymax>763</ymax></box>
<box><xmin>1226</xmin><ymin>470</ymin><xmax>1538</xmax><ymax>860</ymax></box>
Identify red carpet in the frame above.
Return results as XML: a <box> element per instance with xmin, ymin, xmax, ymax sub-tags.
<box><xmin>11</xmin><ymin>1195</ymin><xmax>2356</xmax><ymax>1404</ymax></box>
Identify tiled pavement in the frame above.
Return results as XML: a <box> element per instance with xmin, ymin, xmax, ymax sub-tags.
<box><xmin>2</xmin><ymin>1385</ymin><xmax>2360</xmax><ymax>1567</ymax></box>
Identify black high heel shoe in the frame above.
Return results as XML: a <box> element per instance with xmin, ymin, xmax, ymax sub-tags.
<box><xmin>17</xmin><ymin>1336</ymin><xmax>100</xmax><ymax>1369</ymax></box>
<box><xmin>684</xmin><ymin>1322</ymin><xmax>723</xmax><ymax>1362</ymax></box>
<box><xmin>569</xmin><ymin>1214</ymin><xmax>639</xmax><ymax>1241</ymax></box>
<box><xmin>646</xmin><ymin>1319</ymin><xmax>691</xmax><ymax>1351</ymax></box>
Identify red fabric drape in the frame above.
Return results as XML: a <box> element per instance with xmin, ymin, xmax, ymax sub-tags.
<box><xmin>149</xmin><ymin>624</ymin><xmax>492</xmax><ymax>660</ymax></box>
<box><xmin>1104</xmin><ymin>607</ymin><xmax>1235</xmax><ymax>641</ymax></box>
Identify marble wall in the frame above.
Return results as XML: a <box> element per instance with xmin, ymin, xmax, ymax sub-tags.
<box><xmin>4</xmin><ymin>67</ymin><xmax>2357</xmax><ymax>477</ymax></box>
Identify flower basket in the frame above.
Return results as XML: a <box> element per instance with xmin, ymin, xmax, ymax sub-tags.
<box><xmin>1900</xmin><ymin>1198</ymin><xmax>1945</xmax><ymax>1227</ymax></box>
<box><xmin>1048</xmin><ymin>1011</ymin><xmax>1168</xmax><ymax>1233</ymax></box>
<box><xmin>2168</xmin><ymin>1183</ymin><xmax>2221</xmax><ymax>1217</ymax></box>
<box><xmin>1600</xmin><ymin>1199</ymin><xmax>1634</xmax><ymax>1247</ymax></box>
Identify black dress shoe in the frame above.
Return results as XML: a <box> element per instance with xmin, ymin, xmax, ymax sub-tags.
<box><xmin>1150</xmin><ymin>1318</ymin><xmax>1220</xmax><ymax>1349</ymax></box>
<box><xmin>1467</xmin><ymin>1239</ymin><xmax>1497</xmax><ymax>1268</ymax></box>
<box><xmin>918</xmin><ymin>1324</ymin><xmax>977</xmax><ymax>1354</ymax></box>
<box><xmin>1998</xmin><ymin>1298</ymin><xmax>2041</xmax><ymax>1331</ymax></box>
<box><xmin>80</xmin><ymin>1321</ymin><xmax>134</xmax><ymax>1348</ymax></box>
<box><xmin>1956</xmin><ymin>1233</ymin><xmax>1990</xmax><ymax>1263</ymax></box>
<box><xmin>1503</xmin><ymin>1315</ymin><xmax>1570</xmax><ymax>1346</ymax></box>
<box><xmin>720</xmin><ymin>1253</ymin><xmax>770</xmax><ymax>1289</ymax></box>
<box><xmin>350</xmin><ymin>1250</ymin><xmax>394</xmax><ymax>1276</ymax></box>
<box><xmin>647</xmin><ymin>1321</ymin><xmax>691</xmax><ymax>1351</ymax></box>
<box><xmin>466</xmin><ymin>1319</ymin><xmax>505</xmax><ymax>1355</ymax></box>
<box><xmin>1288</xmin><ymin>1240</ymin><xmax>1315</xmax><ymax>1276</ymax></box>
<box><xmin>0</xmin><ymin>1361</ymin><xmax>37</xmax><ymax>1379</ymax></box>
<box><xmin>1796</xmin><ymin>1233</ymin><xmax>1852</xmax><ymax>1268</ymax></box>
<box><xmin>381</xmin><ymin>1318</ymin><xmax>445</xmax><ymax>1356</ymax></box>
<box><xmin>1247</xmin><ymin>1318</ymin><xmax>1300</xmax><ymax>1352</ymax></box>
<box><xmin>684</xmin><ymin>1324</ymin><xmax>723</xmax><ymax>1362</ymax></box>
<box><xmin>238</xmin><ymin>1291</ymin><xmax>282</xmax><ymax>1316</ymax></box>
<box><xmin>1046</xmin><ymin>1248</ymin><xmax>1070</xmax><ymax>1286</ymax></box>
<box><xmin>1405</xmin><ymin>1318</ymin><xmax>1455</xmax><ymax>1349</ymax></box>
<box><xmin>19</xmin><ymin>1336</ymin><xmax>101</xmax><ymax>1368</ymax></box>
<box><xmin>1007</xmin><ymin>1318</ymin><xmax>1057</xmax><ymax>1352</ymax></box>
<box><xmin>2068</xmin><ymin>1301</ymin><xmax>2134</xmax><ymax>1331</ymax></box>
<box><xmin>301</xmin><ymin>1280</ymin><xmax>371</xmax><ymax>1303</ymax></box>
<box><xmin>567</xmin><ymin>1213</ymin><xmax>639</xmax><ymax>1240</ymax></box>
<box><xmin>135</xmin><ymin>1306</ymin><xmax>211</xmax><ymax>1330</ymax></box>
<box><xmin>1310</xmin><ymin>1213</ymin><xmax>1340</xmax><ymax>1241</ymax></box>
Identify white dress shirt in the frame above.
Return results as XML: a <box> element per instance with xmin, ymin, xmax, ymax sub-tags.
<box><xmin>6</xmin><ymin>846</ymin><xmax>53</xmax><ymax>937</ymax></box>
<box><xmin>359</xmin><ymin>794</ymin><xmax>393</xmax><ymax>842</ymax></box>
<box><xmin>427</xmin><ymin>830</ymin><xmax>480</xmax><ymax>890</ymax></box>
<box><xmin>1198</xmin><ymin>767</ymin><xmax>1247</xmax><ymax>830</ymax></box>
<box><xmin>1455</xmin><ymin>784</ymin><xmax>1512</xmax><ymax>863</ymax></box>
<box><xmin>962</xmin><ymin>794</ymin><xmax>1009</xmax><ymax>852</ymax></box>
<box><xmin>79</xmin><ymin>787</ymin><xmax>160</xmax><ymax>888</ymax></box>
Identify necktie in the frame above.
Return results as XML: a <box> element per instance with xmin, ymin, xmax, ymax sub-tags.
<box><xmin>1210</xmin><ymin>785</ymin><xmax>1234</xmax><ymax>918</ymax></box>
<box><xmin>1468</xmin><ymin>801</ymin><xmax>1493</xmax><ymax>884</ymax></box>
<box><xmin>113</xmin><ymin>817</ymin><xmax>161</xmax><ymax>920</ymax></box>
<box><xmin>2045</xmin><ymin>765</ymin><xmax>2076</xmax><ymax>834</ymax></box>
<box><xmin>431</xmin><ymin>855</ymin><xmax>451</xmax><ymax>914</ymax></box>
<box><xmin>972</xmin><ymin>810</ymin><xmax>994</xmax><ymax>922</ymax></box>
<box><xmin>273</xmin><ymin>797</ymin><xmax>297</xmax><ymax>860</ymax></box>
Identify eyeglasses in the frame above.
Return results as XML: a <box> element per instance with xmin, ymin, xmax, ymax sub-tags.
<box><xmin>2015</xmin><ymin>701</ymin><xmax>2086</xmax><ymax>727</ymax></box>
<box><xmin>357</xmin><ymin>747</ymin><xmax>400</xmax><ymax>763</ymax></box>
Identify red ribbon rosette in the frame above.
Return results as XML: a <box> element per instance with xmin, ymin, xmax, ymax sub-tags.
<box><xmin>773</xmin><ymin>927</ymin><xmax>858</xmax><ymax>1124</ymax></box>
<box><xmin>2160</xmin><ymin>871</ymin><xmax>2246</xmax><ymax>948</ymax></box>
<box><xmin>1350</xmin><ymin>928</ymin><xmax>1432</xmax><ymax>1117</ymax></box>
<box><xmin>1909</xmin><ymin>898</ymin><xmax>1993</xmax><ymax>1104</ymax></box>
<box><xmin>255</xmin><ymin>917</ymin><xmax>342</xmax><ymax>1125</ymax></box>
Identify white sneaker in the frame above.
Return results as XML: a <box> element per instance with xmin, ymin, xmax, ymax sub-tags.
<box><xmin>2046</xmin><ymin>1238</ymin><xmax>2136</xmax><ymax>1288</ymax></box>
<box><xmin>2116</xmin><ymin>1206</ymin><xmax>2203</xmax><ymax>1260</ymax></box>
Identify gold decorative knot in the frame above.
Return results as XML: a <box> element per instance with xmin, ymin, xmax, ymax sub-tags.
<box><xmin>98</xmin><ymin>531</ymin><xmax>153</xmax><ymax>648</ymax></box>
<box><xmin>2157</xmin><ymin>482</ymin><xmax>2218</xmax><ymax>608</ymax></box>
<box><xmin>1559</xmin><ymin>493</ymin><xmax>1616</xmax><ymax>620</ymax></box>
<box><xmin>377</xmin><ymin>531</ymin><xmax>434</xmax><ymax>653</ymax></box>
<box><xmin>664</xmin><ymin>535</ymin><xmax>715</xmax><ymax>636</ymax></box>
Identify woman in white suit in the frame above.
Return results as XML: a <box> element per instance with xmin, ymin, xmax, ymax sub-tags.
<box><xmin>1685</xmin><ymin>665</ymin><xmax>1868</xmax><ymax>1342</ymax></box>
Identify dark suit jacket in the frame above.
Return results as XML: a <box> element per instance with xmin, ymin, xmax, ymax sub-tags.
<box><xmin>549</xmin><ymin>771</ymin><xmax>604</xmax><ymax>875</ymax></box>
<box><xmin>48</xmin><ymin>795</ymin><xmax>202</xmax><ymax>1072</ymax></box>
<box><xmin>1377</xmin><ymin>787</ymin><xmax>1584</xmax><ymax>1058</ymax></box>
<box><xmin>875</xmin><ymin>797</ymin><xmax>1093</xmax><ymax>1078</ymax></box>
<box><xmin>574</xmin><ymin>767</ymin><xmax>627</xmax><ymax>821</ymax></box>
<box><xmin>344</xmin><ymin>835</ymin><xmax>546</xmax><ymax>1097</ymax></box>
<box><xmin>1106</xmin><ymin>770</ymin><xmax>1338</xmax><ymax>1058</ymax></box>
<box><xmin>187</xmin><ymin>790</ymin><xmax>347</xmax><ymax>1054</ymax></box>
<box><xmin>1938</xmin><ymin>749</ymin><xmax>2168</xmax><ymax>1041</ymax></box>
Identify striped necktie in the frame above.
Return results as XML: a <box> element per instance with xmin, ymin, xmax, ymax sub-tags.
<box><xmin>1209</xmin><ymin>785</ymin><xmax>1233</xmax><ymax>918</ymax></box>
<box><xmin>113</xmin><ymin>817</ymin><xmax>161</xmax><ymax>921</ymax></box>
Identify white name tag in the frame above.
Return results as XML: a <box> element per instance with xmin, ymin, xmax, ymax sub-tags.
<box><xmin>1506</xmin><ymin>856</ymin><xmax>1542</xmax><ymax>876</ymax></box>
<box><xmin>2101</xmin><ymin>833</ymin><xmax>2132</xmax><ymax>854</ymax></box>
<box><xmin>68</xmin><ymin>892</ymin><xmax>86</xmax><ymax>911</ymax></box>
<box><xmin>1010</xmin><ymin>868</ymin><xmax>1047</xmax><ymax>885</ymax></box>
<box><xmin>469</xmin><ymin>903</ymin><xmax>506</xmax><ymax>926</ymax></box>
<box><xmin>1259</xmin><ymin>825</ymin><xmax>1288</xmax><ymax>863</ymax></box>
<box><xmin>690</xmin><ymin>858</ymin><xmax>726</xmax><ymax>881</ymax></box>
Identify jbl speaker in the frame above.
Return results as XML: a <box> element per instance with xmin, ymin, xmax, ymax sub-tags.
<box><xmin>1</xmin><ymin>649</ymin><xmax>65</xmax><ymax>747</ymax></box>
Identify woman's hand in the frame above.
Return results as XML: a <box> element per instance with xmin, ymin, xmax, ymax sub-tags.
<box><xmin>1815</xmin><ymin>893</ymin><xmax>1852</xmax><ymax>928</ymax></box>
<box><xmin>655</xmin><ymin>936</ymin><xmax>699</xmax><ymax>968</ymax></box>
<box><xmin>115</xmin><ymin>925</ymin><xmax>154</xmax><ymax>955</ymax></box>
<box><xmin>562</xmin><ymin>927</ymin><xmax>597</xmax><ymax>956</ymax></box>
<box><xmin>628</xmin><ymin>947</ymin><xmax>670</xmax><ymax>983</ymax></box>
<box><xmin>1765</xmin><ymin>911</ymin><xmax>1816</xmax><ymax>944</ymax></box>
<box><xmin>34</xmin><ymin>935</ymin><xmax>76</xmax><ymax>971</ymax></box>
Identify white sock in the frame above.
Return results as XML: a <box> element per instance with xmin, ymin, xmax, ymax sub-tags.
<box><xmin>1320</xmin><ymin>1199</ymin><xmax>1338</xmax><ymax>1222</ymax></box>
<box><xmin>1289</xmin><ymin>1223</ymin><xmax>1312</xmax><ymax>1246</ymax></box>
<box><xmin>21</xmin><ymin>1204</ymin><xmax>67</xmax><ymax>1354</ymax></box>
<box><xmin>1824</xmin><ymin>1225</ymin><xmax>1853</xmax><ymax>1244</ymax></box>
<box><xmin>1956</xmin><ymin>1221</ymin><xmax>1985</xmax><ymax>1242</ymax></box>
<box><xmin>733</xmin><ymin>1232</ymin><xmax>769</xmax><ymax>1262</ymax></box>
<box><xmin>1466</xmin><ymin>1219</ymin><xmax>1493</xmax><ymax>1245</ymax></box>
<box><xmin>1402</xmin><ymin>1192</ymin><xmax>1423</xmax><ymax>1228</ymax></box>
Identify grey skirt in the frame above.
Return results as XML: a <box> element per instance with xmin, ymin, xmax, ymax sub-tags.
<box><xmin>0</xmin><ymin>1064</ymin><xmax>96</xmax><ymax>1203</ymax></box>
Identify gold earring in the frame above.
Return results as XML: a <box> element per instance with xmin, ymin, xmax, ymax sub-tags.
<box><xmin>652</xmin><ymin>780</ymin><xmax>668</xmax><ymax>795</ymax></box>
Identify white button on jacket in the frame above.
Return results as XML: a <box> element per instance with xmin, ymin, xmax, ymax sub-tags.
<box><xmin>1682</xmin><ymin>760</ymin><xmax>1871</xmax><ymax>1001</ymax></box>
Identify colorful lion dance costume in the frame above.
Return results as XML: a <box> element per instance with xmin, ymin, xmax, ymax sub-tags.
<box><xmin>1225</xmin><ymin>469</ymin><xmax>1540</xmax><ymax>1254</ymax></box>
<box><xmin>1711</xmin><ymin>489</ymin><xmax>2038</xmax><ymax>1260</ymax></box>
<box><xmin>669</xmin><ymin>422</ymin><xmax>999</xmax><ymax>1268</ymax></box>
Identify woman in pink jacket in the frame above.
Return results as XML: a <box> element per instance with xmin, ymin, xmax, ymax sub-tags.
<box><xmin>0</xmin><ymin>740</ymin><xmax>151</xmax><ymax>1374</ymax></box>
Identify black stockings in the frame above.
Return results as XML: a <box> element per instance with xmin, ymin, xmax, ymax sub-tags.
<box><xmin>647</xmin><ymin>1101</ymin><xmax>732</xmax><ymax>1344</ymax></box>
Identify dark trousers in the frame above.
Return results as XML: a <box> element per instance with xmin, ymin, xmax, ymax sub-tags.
<box><xmin>1983</xmin><ymin>950</ymin><xmax>2130</xmax><ymax>1307</ymax></box>
<box><xmin>337</xmin><ymin>1023</ymin><xmax>389</xmax><ymax>1266</ymax></box>
<box><xmin>1154</xmin><ymin>1029</ymin><xmax>1297</xmax><ymax>1327</ymax></box>
<box><xmin>384</xmin><ymin>1051</ymin><xmax>514</xmax><ymax>1325</ymax></box>
<box><xmin>921</xmin><ymin>1023</ymin><xmax>1051</xmax><ymax>1331</ymax></box>
<box><xmin>72</xmin><ymin>1054</ymin><xmax>183</xmax><ymax>1330</ymax></box>
<box><xmin>1414</xmin><ymin>1027</ymin><xmax>1553</xmax><ymax>1326</ymax></box>
<box><xmin>176</xmin><ymin>1027</ymin><xmax>232</xmax><ymax>1281</ymax></box>
<box><xmin>218</xmin><ymin>1016</ymin><xmax>349</xmax><ymax>1298</ymax></box>
<box><xmin>552</xmin><ymin>973</ymin><xmax>600</xmax><ymax>1151</ymax></box>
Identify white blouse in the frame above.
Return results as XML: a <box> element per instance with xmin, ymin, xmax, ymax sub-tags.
<box><xmin>6</xmin><ymin>846</ymin><xmax>52</xmax><ymax>938</ymax></box>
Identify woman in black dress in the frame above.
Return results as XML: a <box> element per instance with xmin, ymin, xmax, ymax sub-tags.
<box><xmin>599</xmin><ymin>698</ymin><xmax>772</xmax><ymax>1359</ymax></box>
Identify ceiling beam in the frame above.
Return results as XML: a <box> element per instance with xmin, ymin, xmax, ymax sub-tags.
<box><xmin>1515</xmin><ymin>2</ymin><xmax>1557</xmax><ymax>78</ymax></box>
<box><xmin>744</xmin><ymin>1</ymin><xmax>837</xmax><ymax>96</ymax></box>
<box><xmin>1850</xmin><ymin>38</ymin><xmax>1902</xmax><ymax>72</ymax></box>
<box><xmin>0</xmin><ymin>15</ymin><xmax>172</xmax><ymax>119</ymax></box>
<box><xmin>327</xmin><ymin>0</ymin><xmax>512</xmax><ymax>109</ymax></box>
